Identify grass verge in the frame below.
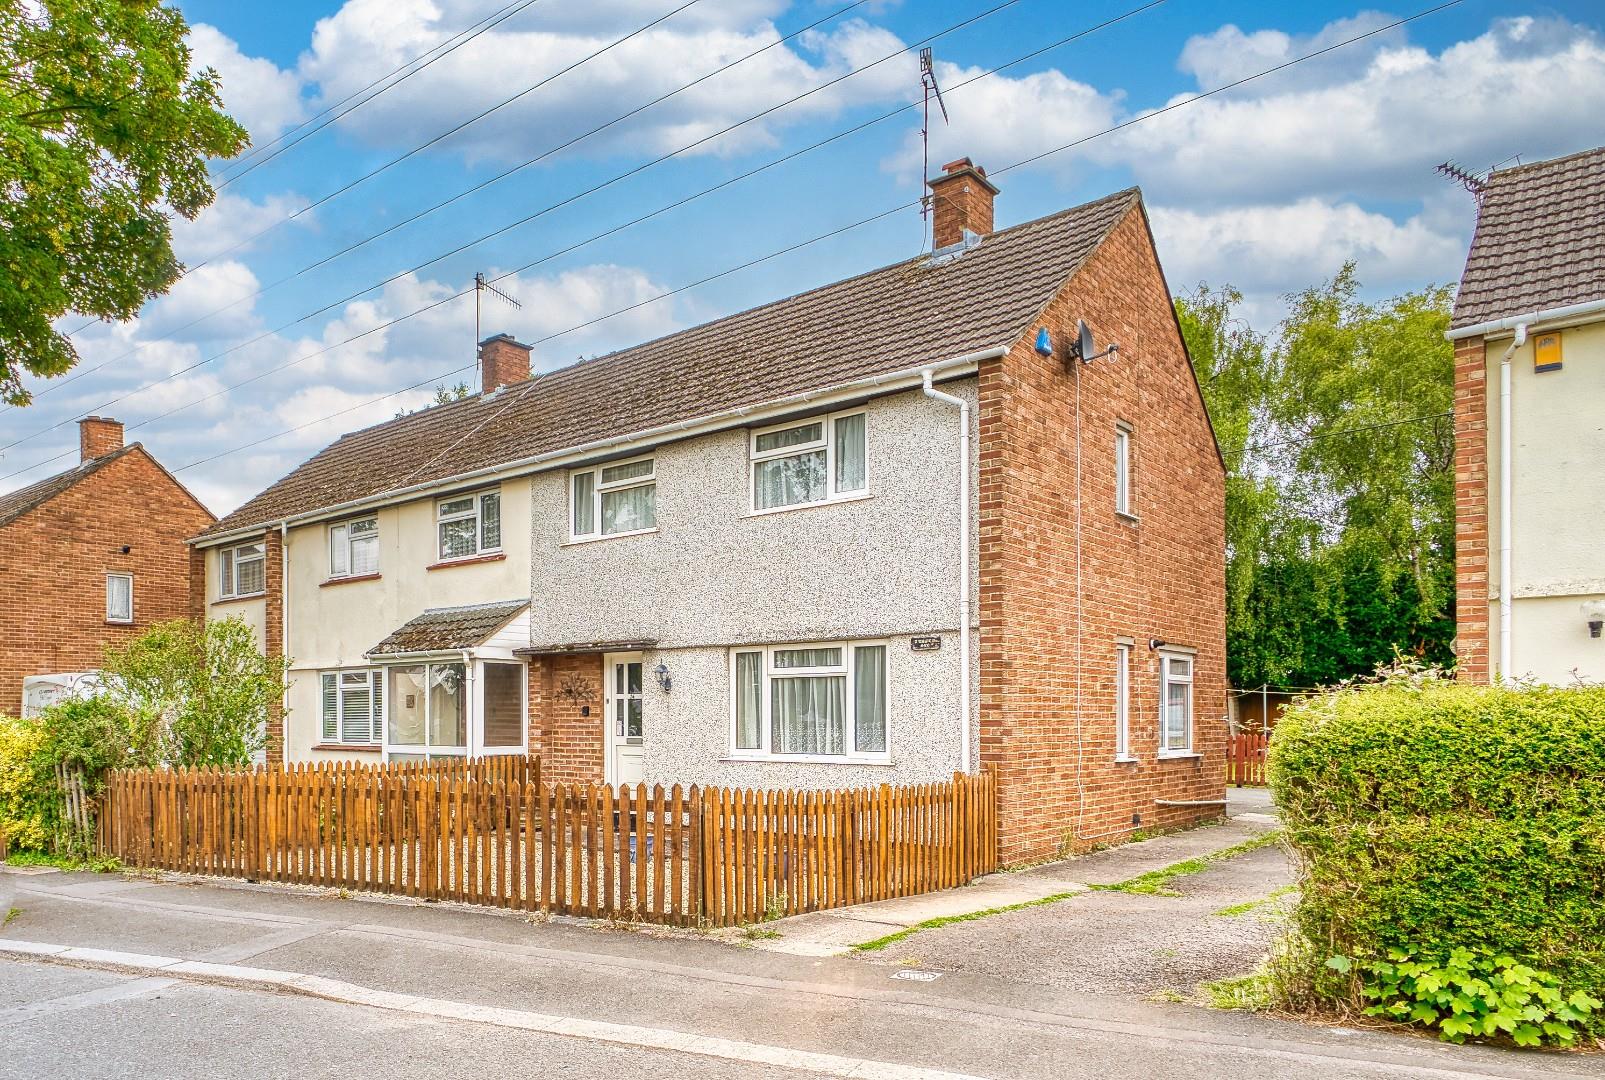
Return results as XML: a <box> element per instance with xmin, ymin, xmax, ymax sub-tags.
<box><xmin>1213</xmin><ymin>884</ymin><xmax>1297</xmax><ymax>918</ymax></box>
<box><xmin>2</xmin><ymin>850</ymin><xmax>124</xmax><ymax>873</ymax></box>
<box><xmin>1089</xmin><ymin>832</ymin><xmax>1282</xmax><ymax>897</ymax></box>
<box><xmin>851</xmin><ymin>889</ymin><xmax>1084</xmax><ymax>953</ymax></box>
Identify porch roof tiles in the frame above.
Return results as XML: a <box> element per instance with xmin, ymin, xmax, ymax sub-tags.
<box><xmin>367</xmin><ymin>599</ymin><xmax>529</xmax><ymax>657</ymax></box>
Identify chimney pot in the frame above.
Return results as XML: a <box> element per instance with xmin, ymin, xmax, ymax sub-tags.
<box><xmin>928</xmin><ymin>156</ymin><xmax>1000</xmax><ymax>250</ymax></box>
<box><xmin>78</xmin><ymin>416</ymin><xmax>124</xmax><ymax>463</ymax></box>
<box><xmin>478</xmin><ymin>333</ymin><xmax>532</xmax><ymax>394</ymax></box>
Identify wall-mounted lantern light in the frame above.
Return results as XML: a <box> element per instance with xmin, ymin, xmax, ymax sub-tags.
<box><xmin>1582</xmin><ymin>599</ymin><xmax>1605</xmax><ymax>638</ymax></box>
<box><xmin>653</xmin><ymin>662</ymin><xmax>672</xmax><ymax>692</ymax></box>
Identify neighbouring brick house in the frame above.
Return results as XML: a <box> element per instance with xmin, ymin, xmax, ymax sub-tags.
<box><xmin>0</xmin><ymin>418</ymin><xmax>215</xmax><ymax>717</ymax></box>
<box><xmin>192</xmin><ymin>159</ymin><xmax>1225</xmax><ymax>862</ymax></box>
<box><xmin>1449</xmin><ymin>146</ymin><xmax>1605</xmax><ymax>684</ymax></box>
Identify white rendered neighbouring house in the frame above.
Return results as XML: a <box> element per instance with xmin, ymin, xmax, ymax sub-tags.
<box><xmin>191</xmin><ymin>161</ymin><xmax>1227</xmax><ymax>862</ymax></box>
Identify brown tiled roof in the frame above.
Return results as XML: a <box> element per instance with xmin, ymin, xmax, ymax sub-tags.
<box><xmin>0</xmin><ymin>444</ymin><xmax>140</xmax><ymax>528</ymax></box>
<box><xmin>367</xmin><ymin>600</ymin><xmax>530</xmax><ymax>657</ymax></box>
<box><xmin>201</xmin><ymin>189</ymin><xmax>1142</xmax><ymax>540</ymax></box>
<box><xmin>1452</xmin><ymin>146</ymin><xmax>1605</xmax><ymax>330</ymax></box>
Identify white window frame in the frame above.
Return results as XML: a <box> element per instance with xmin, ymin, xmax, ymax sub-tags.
<box><xmin>748</xmin><ymin>408</ymin><xmax>868</xmax><ymax>515</ymax></box>
<box><xmin>1114</xmin><ymin>641</ymin><xmax>1132</xmax><ymax>761</ymax></box>
<box><xmin>472</xmin><ymin>659</ymin><xmax>530</xmax><ymax>757</ymax></box>
<box><xmin>435</xmin><ymin>489</ymin><xmax>502</xmax><ymax>562</ymax></box>
<box><xmin>329</xmin><ymin>516</ymin><xmax>380</xmax><ymax>579</ymax></box>
<box><xmin>728</xmin><ymin>639</ymin><xmax>890</xmax><ymax>763</ymax></box>
<box><xmin>569</xmin><ymin>455</ymin><xmax>657</xmax><ymax>542</ymax></box>
<box><xmin>320</xmin><ymin>669</ymin><xmax>383</xmax><ymax>746</ymax></box>
<box><xmin>106</xmin><ymin>573</ymin><xmax>133</xmax><ymax>624</ymax></box>
<box><xmin>218</xmin><ymin>540</ymin><xmax>266</xmax><ymax>599</ymax></box>
<box><xmin>1115</xmin><ymin>421</ymin><xmax>1134</xmax><ymax>517</ymax></box>
<box><xmin>1158</xmin><ymin>651</ymin><xmax>1195</xmax><ymax>757</ymax></box>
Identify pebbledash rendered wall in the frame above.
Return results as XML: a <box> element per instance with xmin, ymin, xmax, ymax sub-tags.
<box><xmin>527</xmin><ymin>384</ymin><xmax>979</xmax><ymax>790</ymax></box>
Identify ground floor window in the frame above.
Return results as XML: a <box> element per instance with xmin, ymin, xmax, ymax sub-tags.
<box><xmin>1159</xmin><ymin>652</ymin><xmax>1193</xmax><ymax>755</ymax></box>
<box><xmin>386</xmin><ymin>662</ymin><xmax>466</xmax><ymax>757</ymax></box>
<box><xmin>1115</xmin><ymin>642</ymin><xmax>1131</xmax><ymax>760</ymax></box>
<box><xmin>321</xmin><ymin>669</ymin><xmax>383</xmax><ymax>744</ymax></box>
<box><xmin>731</xmin><ymin>641</ymin><xmax>887</xmax><ymax>760</ymax></box>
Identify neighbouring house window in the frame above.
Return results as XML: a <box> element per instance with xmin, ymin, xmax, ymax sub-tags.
<box><xmin>106</xmin><ymin>573</ymin><xmax>133</xmax><ymax>623</ymax></box>
<box><xmin>750</xmin><ymin>409</ymin><xmax>867</xmax><ymax>511</ymax></box>
<box><xmin>571</xmin><ymin>456</ymin><xmax>656</xmax><ymax>540</ymax></box>
<box><xmin>1115</xmin><ymin>643</ymin><xmax>1131</xmax><ymax>759</ymax></box>
<box><xmin>436</xmin><ymin>490</ymin><xmax>501</xmax><ymax>561</ymax></box>
<box><xmin>321</xmin><ymin>670</ymin><xmax>383</xmax><ymax>744</ymax></box>
<box><xmin>329</xmin><ymin>517</ymin><xmax>379</xmax><ymax>578</ymax></box>
<box><xmin>1115</xmin><ymin>422</ymin><xmax>1133</xmax><ymax>516</ymax></box>
<box><xmin>218</xmin><ymin>541</ymin><xmax>266</xmax><ymax>598</ymax></box>
<box><xmin>1159</xmin><ymin>653</ymin><xmax>1193</xmax><ymax>755</ymax></box>
<box><xmin>731</xmin><ymin>641</ymin><xmax>888</xmax><ymax>759</ymax></box>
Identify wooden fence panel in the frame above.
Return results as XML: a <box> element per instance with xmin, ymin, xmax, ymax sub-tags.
<box><xmin>1227</xmin><ymin>731</ymin><xmax>1270</xmax><ymax>786</ymax></box>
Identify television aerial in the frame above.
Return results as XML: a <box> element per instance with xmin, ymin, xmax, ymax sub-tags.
<box><xmin>919</xmin><ymin>47</ymin><xmax>950</xmax><ymax>244</ymax></box>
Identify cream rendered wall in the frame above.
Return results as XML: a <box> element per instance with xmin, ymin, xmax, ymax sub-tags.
<box><xmin>281</xmin><ymin>480</ymin><xmax>532</xmax><ymax>761</ymax></box>
<box><xmin>1482</xmin><ymin>320</ymin><xmax>1605</xmax><ymax>682</ymax></box>
<box><xmin>530</xmin><ymin>383</ymin><xmax>980</xmax><ymax>786</ymax></box>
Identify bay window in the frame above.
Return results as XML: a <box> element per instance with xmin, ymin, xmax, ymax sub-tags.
<box><xmin>218</xmin><ymin>541</ymin><xmax>266</xmax><ymax>598</ymax></box>
<box><xmin>436</xmin><ymin>490</ymin><xmax>501</xmax><ymax>561</ymax></box>
<box><xmin>320</xmin><ymin>670</ymin><xmax>383</xmax><ymax>745</ymax></box>
<box><xmin>329</xmin><ymin>517</ymin><xmax>379</xmax><ymax>578</ymax></box>
<box><xmin>1159</xmin><ymin>652</ymin><xmax>1194</xmax><ymax>755</ymax></box>
<box><xmin>750</xmin><ymin>409</ymin><xmax>867</xmax><ymax>512</ymax></box>
<box><xmin>571</xmin><ymin>456</ymin><xmax>656</xmax><ymax>540</ymax></box>
<box><xmin>731</xmin><ymin>641</ymin><xmax>888</xmax><ymax>760</ymax></box>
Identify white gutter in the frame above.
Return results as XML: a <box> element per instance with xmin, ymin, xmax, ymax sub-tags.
<box><xmin>921</xmin><ymin>368</ymin><xmax>972</xmax><ymax>773</ymax></box>
<box><xmin>191</xmin><ymin>350</ymin><xmax>1003</xmax><ymax>549</ymax></box>
<box><xmin>1497</xmin><ymin>324</ymin><xmax>1528</xmax><ymax>682</ymax></box>
<box><xmin>1446</xmin><ymin>297</ymin><xmax>1605</xmax><ymax>341</ymax></box>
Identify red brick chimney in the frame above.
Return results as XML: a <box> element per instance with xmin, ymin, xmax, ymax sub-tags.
<box><xmin>928</xmin><ymin>157</ymin><xmax>999</xmax><ymax>249</ymax></box>
<box><xmin>479</xmin><ymin>334</ymin><xmax>532</xmax><ymax>394</ymax></box>
<box><xmin>79</xmin><ymin>416</ymin><xmax>124</xmax><ymax>462</ymax></box>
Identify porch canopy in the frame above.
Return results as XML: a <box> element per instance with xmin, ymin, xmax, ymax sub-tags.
<box><xmin>367</xmin><ymin>599</ymin><xmax>530</xmax><ymax>659</ymax></box>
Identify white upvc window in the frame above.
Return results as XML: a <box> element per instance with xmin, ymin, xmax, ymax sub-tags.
<box><xmin>571</xmin><ymin>456</ymin><xmax>656</xmax><ymax>540</ymax></box>
<box><xmin>731</xmin><ymin>641</ymin><xmax>888</xmax><ymax>761</ymax></box>
<box><xmin>106</xmin><ymin>573</ymin><xmax>133</xmax><ymax>623</ymax></box>
<box><xmin>1114</xmin><ymin>642</ymin><xmax>1132</xmax><ymax>760</ymax></box>
<box><xmin>218</xmin><ymin>541</ymin><xmax>266</xmax><ymax>598</ymax></box>
<box><xmin>1159</xmin><ymin>652</ymin><xmax>1194</xmax><ymax>756</ymax></box>
<box><xmin>329</xmin><ymin>516</ymin><xmax>379</xmax><ymax>578</ymax></box>
<box><xmin>1115</xmin><ymin>421</ymin><xmax>1133</xmax><ymax>516</ymax></box>
<box><xmin>749</xmin><ymin>409</ymin><xmax>867</xmax><ymax>512</ymax></box>
<box><xmin>436</xmin><ymin>489</ymin><xmax>501</xmax><ymax>561</ymax></box>
<box><xmin>320</xmin><ymin>669</ymin><xmax>383</xmax><ymax>745</ymax></box>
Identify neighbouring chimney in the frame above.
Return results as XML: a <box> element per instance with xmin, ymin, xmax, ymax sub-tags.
<box><xmin>927</xmin><ymin>157</ymin><xmax>999</xmax><ymax>250</ymax></box>
<box><xmin>79</xmin><ymin>416</ymin><xmax>124</xmax><ymax>463</ymax></box>
<box><xmin>478</xmin><ymin>333</ymin><xmax>532</xmax><ymax>394</ymax></box>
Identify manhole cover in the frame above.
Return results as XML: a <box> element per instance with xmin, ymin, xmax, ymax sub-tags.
<box><xmin>891</xmin><ymin>969</ymin><xmax>943</xmax><ymax>982</ymax></box>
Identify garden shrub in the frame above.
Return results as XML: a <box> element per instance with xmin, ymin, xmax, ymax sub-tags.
<box><xmin>0</xmin><ymin>714</ymin><xmax>53</xmax><ymax>854</ymax></box>
<box><xmin>1271</xmin><ymin>669</ymin><xmax>1605</xmax><ymax>1039</ymax></box>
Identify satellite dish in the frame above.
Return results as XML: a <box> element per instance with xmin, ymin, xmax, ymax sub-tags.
<box><xmin>1071</xmin><ymin>319</ymin><xmax>1119</xmax><ymax>365</ymax></box>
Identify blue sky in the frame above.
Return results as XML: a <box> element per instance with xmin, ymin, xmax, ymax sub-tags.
<box><xmin>2</xmin><ymin>0</ymin><xmax>1602</xmax><ymax>513</ymax></box>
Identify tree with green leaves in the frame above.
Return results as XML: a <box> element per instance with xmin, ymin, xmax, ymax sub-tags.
<box><xmin>1178</xmin><ymin>267</ymin><xmax>1455</xmax><ymax>690</ymax></box>
<box><xmin>0</xmin><ymin>0</ymin><xmax>248</xmax><ymax>404</ymax></box>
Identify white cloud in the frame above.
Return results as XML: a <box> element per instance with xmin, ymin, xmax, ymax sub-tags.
<box><xmin>170</xmin><ymin>191</ymin><xmax>314</xmax><ymax>264</ymax></box>
<box><xmin>189</xmin><ymin>24</ymin><xmax>307</xmax><ymax>145</ymax></box>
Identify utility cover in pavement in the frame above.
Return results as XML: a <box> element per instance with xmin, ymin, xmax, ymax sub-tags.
<box><xmin>891</xmin><ymin>969</ymin><xmax>943</xmax><ymax>982</ymax></box>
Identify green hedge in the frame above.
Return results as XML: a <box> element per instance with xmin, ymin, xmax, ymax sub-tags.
<box><xmin>1271</xmin><ymin>674</ymin><xmax>1605</xmax><ymax>999</ymax></box>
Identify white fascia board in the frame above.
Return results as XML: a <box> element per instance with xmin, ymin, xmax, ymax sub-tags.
<box><xmin>190</xmin><ymin>351</ymin><xmax>999</xmax><ymax>549</ymax></box>
<box><xmin>1445</xmin><ymin>296</ymin><xmax>1605</xmax><ymax>341</ymax></box>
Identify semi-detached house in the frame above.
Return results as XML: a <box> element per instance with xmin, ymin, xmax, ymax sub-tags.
<box><xmin>191</xmin><ymin>160</ymin><xmax>1226</xmax><ymax>861</ymax></box>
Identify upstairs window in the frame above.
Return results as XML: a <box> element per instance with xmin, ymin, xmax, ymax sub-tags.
<box><xmin>219</xmin><ymin>541</ymin><xmax>266</xmax><ymax>598</ymax></box>
<box><xmin>436</xmin><ymin>490</ymin><xmax>501</xmax><ymax>561</ymax></box>
<box><xmin>732</xmin><ymin>641</ymin><xmax>887</xmax><ymax>760</ymax></box>
<box><xmin>321</xmin><ymin>670</ymin><xmax>383</xmax><ymax>745</ymax></box>
<box><xmin>106</xmin><ymin>573</ymin><xmax>133</xmax><ymax>623</ymax></box>
<box><xmin>1115</xmin><ymin>422</ymin><xmax>1133</xmax><ymax>516</ymax></box>
<box><xmin>330</xmin><ymin>517</ymin><xmax>379</xmax><ymax>578</ymax></box>
<box><xmin>750</xmin><ymin>409</ymin><xmax>867</xmax><ymax>512</ymax></box>
<box><xmin>571</xmin><ymin>456</ymin><xmax>656</xmax><ymax>540</ymax></box>
<box><xmin>1159</xmin><ymin>652</ymin><xmax>1194</xmax><ymax>756</ymax></box>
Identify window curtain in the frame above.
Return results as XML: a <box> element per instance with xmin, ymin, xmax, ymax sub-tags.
<box><xmin>754</xmin><ymin>451</ymin><xmax>826</xmax><ymax>509</ymax></box>
<box><xmin>428</xmin><ymin>663</ymin><xmax>467</xmax><ymax>747</ymax></box>
<box><xmin>771</xmin><ymin>676</ymin><xmax>845</xmax><ymax>755</ymax></box>
<box><xmin>479</xmin><ymin>493</ymin><xmax>501</xmax><ymax>549</ymax></box>
<box><xmin>853</xmin><ymin>645</ymin><xmax>886</xmax><ymax>752</ymax></box>
<box><xmin>601</xmin><ymin>484</ymin><xmax>655</xmax><ymax>533</ymax></box>
<box><xmin>330</xmin><ymin>525</ymin><xmax>349</xmax><ymax>576</ymax></box>
<box><xmin>573</xmin><ymin>472</ymin><xmax>595</xmax><ymax>534</ymax></box>
<box><xmin>834</xmin><ymin>413</ymin><xmax>866</xmax><ymax>492</ymax></box>
<box><xmin>1165</xmin><ymin>679</ymin><xmax>1189</xmax><ymax>749</ymax></box>
<box><xmin>439</xmin><ymin>518</ymin><xmax>476</xmax><ymax>559</ymax></box>
<box><xmin>389</xmin><ymin>667</ymin><xmax>426</xmax><ymax>746</ymax></box>
<box><xmin>734</xmin><ymin>653</ymin><xmax>762</xmax><ymax>749</ymax></box>
<box><xmin>236</xmin><ymin>553</ymin><xmax>264</xmax><ymax>595</ymax></box>
<box><xmin>106</xmin><ymin>575</ymin><xmax>131</xmax><ymax>621</ymax></box>
<box><xmin>321</xmin><ymin>674</ymin><xmax>339</xmax><ymax>741</ymax></box>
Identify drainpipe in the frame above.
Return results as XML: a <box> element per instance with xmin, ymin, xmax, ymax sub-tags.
<box><xmin>922</xmin><ymin>369</ymin><xmax>971</xmax><ymax>772</ymax></box>
<box><xmin>1498</xmin><ymin>324</ymin><xmax>1528</xmax><ymax>683</ymax></box>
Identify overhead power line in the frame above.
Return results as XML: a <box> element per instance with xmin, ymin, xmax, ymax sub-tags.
<box><xmin>0</xmin><ymin>0</ymin><xmax>1025</xmax><ymax>453</ymax></box>
<box><xmin>1227</xmin><ymin>411</ymin><xmax>1453</xmax><ymax>458</ymax></box>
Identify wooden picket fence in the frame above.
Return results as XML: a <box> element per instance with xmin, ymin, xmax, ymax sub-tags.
<box><xmin>96</xmin><ymin>758</ymin><xmax>996</xmax><ymax>927</ymax></box>
<box><xmin>1226</xmin><ymin>730</ymin><xmax>1270</xmax><ymax>786</ymax></box>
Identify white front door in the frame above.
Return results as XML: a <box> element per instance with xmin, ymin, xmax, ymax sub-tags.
<box><xmin>605</xmin><ymin>653</ymin><xmax>645</xmax><ymax>786</ymax></box>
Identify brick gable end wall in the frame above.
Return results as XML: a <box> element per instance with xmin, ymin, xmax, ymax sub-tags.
<box><xmin>1453</xmin><ymin>335</ymin><xmax>1490</xmax><ymax>683</ymax></box>
<box><xmin>0</xmin><ymin>451</ymin><xmax>214</xmax><ymax>717</ymax></box>
<box><xmin>978</xmin><ymin>205</ymin><xmax>1228</xmax><ymax>864</ymax></box>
